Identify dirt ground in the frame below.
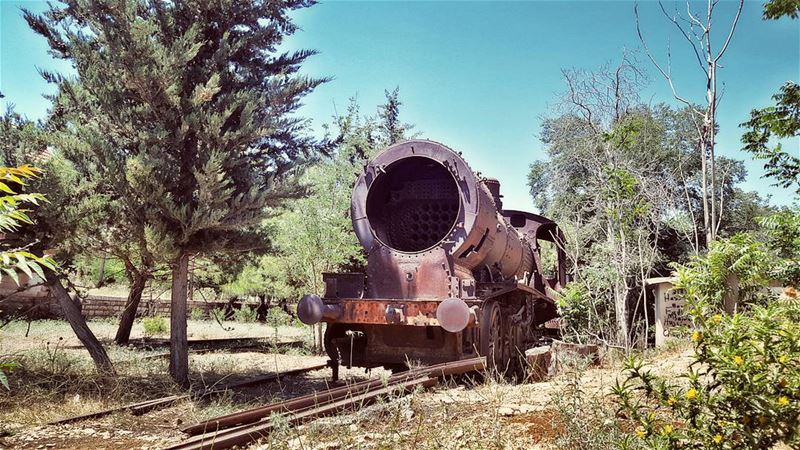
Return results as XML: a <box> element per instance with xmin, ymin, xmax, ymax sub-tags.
<box><xmin>0</xmin><ymin>319</ymin><xmax>694</xmax><ymax>450</ymax></box>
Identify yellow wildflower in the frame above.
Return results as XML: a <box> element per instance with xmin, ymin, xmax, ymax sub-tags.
<box><xmin>733</xmin><ymin>355</ymin><xmax>744</xmax><ymax>365</ymax></box>
<box><xmin>691</xmin><ymin>331</ymin><xmax>702</xmax><ymax>342</ymax></box>
<box><xmin>666</xmin><ymin>397</ymin><xmax>677</xmax><ymax>406</ymax></box>
<box><xmin>711</xmin><ymin>314</ymin><xmax>722</xmax><ymax>324</ymax></box>
<box><xmin>635</xmin><ymin>427</ymin><xmax>646</xmax><ymax>439</ymax></box>
<box><xmin>779</xmin><ymin>355</ymin><xmax>788</xmax><ymax>364</ymax></box>
<box><xmin>779</xmin><ymin>396</ymin><xmax>790</xmax><ymax>406</ymax></box>
<box><xmin>686</xmin><ymin>388</ymin><xmax>698</xmax><ymax>400</ymax></box>
<box><xmin>713</xmin><ymin>434</ymin><xmax>723</xmax><ymax>444</ymax></box>
<box><xmin>661</xmin><ymin>424</ymin><xmax>673</xmax><ymax>435</ymax></box>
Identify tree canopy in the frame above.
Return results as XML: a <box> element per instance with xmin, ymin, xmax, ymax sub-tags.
<box><xmin>25</xmin><ymin>0</ymin><xmax>325</xmax><ymax>383</ymax></box>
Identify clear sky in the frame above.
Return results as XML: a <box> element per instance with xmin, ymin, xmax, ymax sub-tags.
<box><xmin>1</xmin><ymin>0</ymin><xmax>798</xmax><ymax>211</ymax></box>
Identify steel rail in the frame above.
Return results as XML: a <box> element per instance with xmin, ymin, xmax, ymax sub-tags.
<box><xmin>165</xmin><ymin>377</ymin><xmax>438</xmax><ymax>450</ymax></box>
<box><xmin>47</xmin><ymin>363</ymin><xmax>326</xmax><ymax>425</ymax></box>
<box><xmin>181</xmin><ymin>357</ymin><xmax>484</xmax><ymax>436</ymax></box>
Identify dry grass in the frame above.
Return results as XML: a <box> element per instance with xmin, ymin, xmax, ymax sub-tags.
<box><xmin>0</xmin><ymin>319</ymin><xmax>317</xmax><ymax>428</ymax></box>
<box><xmin>0</xmin><ymin>319</ymin><xmax>697</xmax><ymax>449</ymax></box>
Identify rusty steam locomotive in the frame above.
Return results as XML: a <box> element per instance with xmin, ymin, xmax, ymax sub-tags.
<box><xmin>298</xmin><ymin>140</ymin><xmax>566</xmax><ymax>379</ymax></box>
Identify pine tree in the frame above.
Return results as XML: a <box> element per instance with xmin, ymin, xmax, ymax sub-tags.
<box><xmin>25</xmin><ymin>0</ymin><xmax>325</xmax><ymax>384</ymax></box>
<box><xmin>377</xmin><ymin>87</ymin><xmax>413</xmax><ymax>146</ymax></box>
<box><xmin>0</xmin><ymin>109</ymin><xmax>116</xmax><ymax>375</ymax></box>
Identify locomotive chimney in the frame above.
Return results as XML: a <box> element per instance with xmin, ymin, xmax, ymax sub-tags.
<box><xmin>483</xmin><ymin>177</ymin><xmax>503</xmax><ymax>210</ymax></box>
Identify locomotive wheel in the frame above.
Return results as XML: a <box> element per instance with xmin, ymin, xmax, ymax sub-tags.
<box><xmin>480</xmin><ymin>301</ymin><xmax>510</xmax><ymax>376</ymax></box>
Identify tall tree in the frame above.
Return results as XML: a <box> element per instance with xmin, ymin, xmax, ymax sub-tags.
<box><xmin>26</xmin><ymin>0</ymin><xmax>324</xmax><ymax>384</ymax></box>
<box><xmin>270</xmin><ymin>100</ymin><xmax>376</xmax><ymax>298</ymax></box>
<box><xmin>377</xmin><ymin>87</ymin><xmax>413</xmax><ymax>146</ymax></box>
<box><xmin>0</xmin><ymin>109</ymin><xmax>116</xmax><ymax>374</ymax></box>
<box><xmin>529</xmin><ymin>57</ymin><xmax>764</xmax><ymax>347</ymax></box>
<box><xmin>635</xmin><ymin>0</ymin><xmax>745</xmax><ymax>245</ymax></box>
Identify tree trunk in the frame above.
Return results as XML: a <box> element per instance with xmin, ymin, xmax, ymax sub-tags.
<box><xmin>114</xmin><ymin>272</ymin><xmax>148</xmax><ymax>346</ymax></box>
<box><xmin>44</xmin><ymin>269</ymin><xmax>116</xmax><ymax>375</ymax></box>
<box><xmin>97</xmin><ymin>256</ymin><xmax>106</xmax><ymax>288</ymax></box>
<box><xmin>169</xmin><ymin>251</ymin><xmax>190</xmax><ymax>386</ymax></box>
<box><xmin>723</xmin><ymin>272</ymin><xmax>740</xmax><ymax>315</ymax></box>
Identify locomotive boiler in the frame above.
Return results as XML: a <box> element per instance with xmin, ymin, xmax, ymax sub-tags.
<box><xmin>298</xmin><ymin>140</ymin><xmax>566</xmax><ymax>378</ymax></box>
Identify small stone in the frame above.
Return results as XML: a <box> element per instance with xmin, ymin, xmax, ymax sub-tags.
<box><xmin>497</xmin><ymin>407</ymin><xmax>515</xmax><ymax>416</ymax></box>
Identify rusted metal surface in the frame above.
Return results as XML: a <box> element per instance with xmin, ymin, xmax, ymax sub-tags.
<box><xmin>47</xmin><ymin>396</ymin><xmax>185</xmax><ymax>425</ymax></box>
<box><xmin>299</xmin><ymin>139</ymin><xmax>565</xmax><ymax>374</ymax></box>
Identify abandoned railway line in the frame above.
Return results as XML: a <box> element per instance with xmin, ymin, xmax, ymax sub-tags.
<box><xmin>41</xmin><ymin>356</ymin><xmax>488</xmax><ymax>450</ymax></box>
<box><xmin>168</xmin><ymin>357</ymin><xmax>486</xmax><ymax>450</ymax></box>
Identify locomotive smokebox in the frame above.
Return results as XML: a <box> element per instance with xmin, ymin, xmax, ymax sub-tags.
<box><xmin>351</xmin><ymin>140</ymin><xmax>535</xmax><ymax>300</ymax></box>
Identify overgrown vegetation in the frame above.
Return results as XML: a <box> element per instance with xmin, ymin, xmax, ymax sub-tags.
<box><xmin>613</xmin><ymin>209</ymin><xmax>800</xmax><ymax>449</ymax></box>
<box><xmin>141</xmin><ymin>316</ymin><xmax>168</xmax><ymax>336</ymax></box>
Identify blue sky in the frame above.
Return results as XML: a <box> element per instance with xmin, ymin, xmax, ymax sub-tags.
<box><xmin>1</xmin><ymin>0</ymin><xmax>798</xmax><ymax>211</ymax></box>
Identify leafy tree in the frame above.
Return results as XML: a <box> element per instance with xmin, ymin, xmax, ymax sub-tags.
<box><xmin>0</xmin><ymin>163</ymin><xmax>57</xmax><ymax>389</ymax></box>
<box><xmin>756</xmin><ymin>209</ymin><xmax>800</xmax><ymax>286</ymax></box>
<box><xmin>740</xmin><ymin>2</ymin><xmax>800</xmax><ymax>194</ymax></box>
<box><xmin>741</xmin><ymin>82</ymin><xmax>800</xmax><ymax>193</ymax></box>
<box><xmin>0</xmin><ymin>164</ymin><xmax>56</xmax><ymax>284</ymax></box>
<box><xmin>224</xmin><ymin>254</ymin><xmax>292</xmax><ymax>301</ymax></box>
<box><xmin>269</xmin><ymin>100</ymin><xmax>376</xmax><ymax>298</ymax></box>
<box><xmin>531</xmin><ymin>57</ymin><xmax>764</xmax><ymax>347</ymax></box>
<box><xmin>763</xmin><ymin>0</ymin><xmax>800</xmax><ymax>19</ymax></box>
<box><xmin>377</xmin><ymin>87</ymin><xmax>413</xmax><ymax>146</ymax></box>
<box><xmin>0</xmin><ymin>109</ymin><xmax>115</xmax><ymax>375</ymax></box>
<box><xmin>26</xmin><ymin>0</ymin><xmax>324</xmax><ymax>384</ymax></box>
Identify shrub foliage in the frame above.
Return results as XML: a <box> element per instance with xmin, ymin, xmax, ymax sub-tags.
<box><xmin>613</xmin><ymin>214</ymin><xmax>800</xmax><ymax>449</ymax></box>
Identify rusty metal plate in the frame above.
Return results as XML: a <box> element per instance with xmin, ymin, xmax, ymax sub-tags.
<box><xmin>322</xmin><ymin>298</ymin><xmax>466</xmax><ymax>327</ymax></box>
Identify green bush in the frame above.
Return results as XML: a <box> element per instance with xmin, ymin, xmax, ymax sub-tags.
<box><xmin>554</xmin><ymin>284</ymin><xmax>613</xmax><ymax>343</ymax></box>
<box><xmin>210</xmin><ymin>307</ymin><xmax>226</xmax><ymax>323</ymax></box>
<box><xmin>266</xmin><ymin>307</ymin><xmax>292</xmax><ymax>342</ymax></box>
<box><xmin>233</xmin><ymin>304</ymin><xmax>258</xmax><ymax>323</ymax></box>
<box><xmin>672</xmin><ymin>234</ymin><xmax>773</xmax><ymax>311</ymax></box>
<box><xmin>142</xmin><ymin>316</ymin><xmax>168</xmax><ymax>336</ymax></box>
<box><xmin>552</xmin><ymin>355</ymin><xmax>646</xmax><ymax>450</ymax></box>
<box><xmin>189</xmin><ymin>307</ymin><xmax>205</xmax><ymax>321</ymax></box>
<box><xmin>266</xmin><ymin>307</ymin><xmax>291</xmax><ymax>329</ymax></box>
<box><xmin>757</xmin><ymin>209</ymin><xmax>800</xmax><ymax>286</ymax></box>
<box><xmin>0</xmin><ymin>361</ymin><xmax>18</xmax><ymax>390</ymax></box>
<box><xmin>613</xmin><ymin>300</ymin><xmax>800</xmax><ymax>449</ymax></box>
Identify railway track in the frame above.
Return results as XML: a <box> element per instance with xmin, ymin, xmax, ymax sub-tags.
<box><xmin>47</xmin><ymin>363</ymin><xmax>327</xmax><ymax>425</ymax></box>
<box><xmin>167</xmin><ymin>357</ymin><xmax>486</xmax><ymax>450</ymax></box>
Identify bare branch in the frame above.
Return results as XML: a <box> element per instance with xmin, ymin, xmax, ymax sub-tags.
<box><xmin>686</xmin><ymin>1</ymin><xmax>707</xmax><ymax>32</ymax></box>
<box><xmin>635</xmin><ymin>2</ymin><xmax>698</xmax><ymax>109</ymax></box>
<box><xmin>659</xmin><ymin>1</ymin><xmax>709</xmax><ymax>76</ymax></box>
<box><xmin>715</xmin><ymin>0</ymin><xmax>744</xmax><ymax>62</ymax></box>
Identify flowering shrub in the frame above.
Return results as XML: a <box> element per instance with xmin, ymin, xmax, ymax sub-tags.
<box><xmin>613</xmin><ymin>300</ymin><xmax>800</xmax><ymax>449</ymax></box>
